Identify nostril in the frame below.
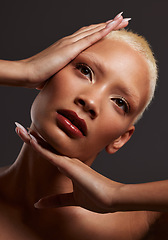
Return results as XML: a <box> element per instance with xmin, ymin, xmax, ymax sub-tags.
<box><xmin>78</xmin><ymin>99</ymin><xmax>85</xmax><ymax>106</ymax></box>
<box><xmin>75</xmin><ymin>97</ymin><xmax>97</xmax><ymax>119</ymax></box>
<box><xmin>89</xmin><ymin>109</ymin><xmax>96</xmax><ymax>118</ymax></box>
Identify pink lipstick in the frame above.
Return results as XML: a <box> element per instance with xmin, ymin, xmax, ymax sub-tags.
<box><xmin>56</xmin><ymin>109</ymin><xmax>87</xmax><ymax>138</ymax></box>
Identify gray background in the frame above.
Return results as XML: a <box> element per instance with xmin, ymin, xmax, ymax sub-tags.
<box><xmin>0</xmin><ymin>0</ymin><xmax>168</xmax><ymax>184</ymax></box>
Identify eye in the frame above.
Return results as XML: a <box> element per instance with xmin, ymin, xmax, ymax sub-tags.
<box><xmin>76</xmin><ymin>63</ymin><xmax>93</xmax><ymax>81</ymax></box>
<box><xmin>111</xmin><ymin>97</ymin><xmax>130</xmax><ymax>114</ymax></box>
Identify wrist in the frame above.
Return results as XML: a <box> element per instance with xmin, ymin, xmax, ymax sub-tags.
<box><xmin>109</xmin><ymin>183</ymin><xmax>141</xmax><ymax>212</ymax></box>
<box><xmin>20</xmin><ymin>58</ymin><xmax>36</xmax><ymax>87</ymax></box>
<box><xmin>113</xmin><ymin>183</ymin><xmax>138</xmax><ymax>212</ymax></box>
<box><xmin>112</xmin><ymin>183</ymin><xmax>153</xmax><ymax>212</ymax></box>
<box><xmin>106</xmin><ymin>181</ymin><xmax>125</xmax><ymax>212</ymax></box>
<box><xmin>0</xmin><ymin>59</ymin><xmax>30</xmax><ymax>87</ymax></box>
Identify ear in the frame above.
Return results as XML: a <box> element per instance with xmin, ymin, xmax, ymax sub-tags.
<box><xmin>105</xmin><ymin>125</ymin><xmax>135</xmax><ymax>154</ymax></box>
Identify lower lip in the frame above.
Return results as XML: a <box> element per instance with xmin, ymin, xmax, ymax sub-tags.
<box><xmin>56</xmin><ymin>112</ymin><xmax>84</xmax><ymax>138</ymax></box>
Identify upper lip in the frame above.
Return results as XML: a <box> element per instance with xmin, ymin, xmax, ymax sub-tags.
<box><xmin>57</xmin><ymin>109</ymin><xmax>87</xmax><ymax>136</ymax></box>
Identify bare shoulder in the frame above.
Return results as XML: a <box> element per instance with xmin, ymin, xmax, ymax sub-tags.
<box><xmin>75</xmin><ymin>210</ymin><xmax>151</xmax><ymax>240</ymax></box>
<box><xmin>87</xmin><ymin>210</ymin><xmax>167</xmax><ymax>240</ymax></box>
<box><xmin>103</xmin><ymin>211</ymin><xmax>150</xmax><ymax>240</ymax></box>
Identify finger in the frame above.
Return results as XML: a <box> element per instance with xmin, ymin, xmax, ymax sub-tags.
<box><xmin>65</xmin><ymin>24</ymin><xmax>106</xmax><ymax>44</ymax></box>
<box><xmin>68</xmin><ymin>17</ymin><xmax>123</xmax><ymax>57</ymax></box>
<box><xmin>27</xmin><ymin>128</ymin><xmax>56</xmax><ymax>152</ymax></box>
<box><xmin>29</xmin><ymin>137</ymin><xmax>66</xmax><ymax>168</ymax></box>
<box><xmin>70</xmin><ymin>22</ymin><xmax>106</xmax><ymax>37</ymax></box>
<box><xmin>29</xmin><ymin>137</ymin><xmax>90</xmax><ymax>181</ymax></box>
<box><xmin>36</xmin><ymin>80</ymin><xmax>47</xmax><ymax>90</ymax></box>
<box><xmin>71</xmin><ymin>11</ymin><xmax>123</xmax><ymax>37</ymax></box>
<box><xmin>68</xmin><ymin>23</ymin><xmax>106</xmax><ymax>41</ymax></box>
<box><xmin>113</xmin><ymin>18</ymin><xmax>131</xmax><ymax>30</ymax></box>
<box><xmin>71</xmin><ymin>16</ymin><xmax>123</xmax><ymax>43</ymax></box>
<box><xmin>15</xmin><ymin>122</ymin><xmax>42</xmax><ymax>146</ymax></box>
<box><xmin>15</xmin><ymin>122</ymin><xmax>54</xmax><ymax>153</ymax></box>
<box><xmin>34</xmin><ymin>192</ymin><xmax>76</xmax><ymax>209</ymax></box>
<box><xmin>15</xmin><ymin>122</ymin><xmax>31</xmax><ymax>144</ymax></box>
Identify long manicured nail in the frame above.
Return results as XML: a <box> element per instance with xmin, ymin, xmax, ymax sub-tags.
<box><xmin>34</xmin><ymin>200</ymin><xmax>41</xmax><ymax>208</ymax></box>
<box><xmin>122</xmin><ymin>18</ymin><xmax>131</xmax><ymax>22</ymax></box>
<box><xmin>106</xmin><ymin>12</ymin><xmax>123</xmax><ymax>24</ymax></box>
<box><xmin>15</xmin><ymin>122</ymin><xmax>27</xmax><ymax>134</ymax></box>
<box><xmin>27</xmin><ymin>127</ymin><xmax>32</xmax><ymax>134</ymax></box>
<box><xmin>114</xmin><ymin>12</ymin><xmax>123</xmax><ymax>20</ymax></box>
<box><xmin>29</xmin><ymin>133</ymin><xmax>38</xmax><ymax>143</ymax></box>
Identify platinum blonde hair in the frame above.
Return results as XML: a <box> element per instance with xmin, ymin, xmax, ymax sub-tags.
<box><xmin>106</xmin><ymin>29</ymin><xmax>158</xmax><ymax>123</ymax></box>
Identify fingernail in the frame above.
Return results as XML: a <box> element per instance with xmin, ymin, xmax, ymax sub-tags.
<box><xmin>106</xmin><ymin>12</ymin><xmax>123</xmax><ymax>24</ymax></box>
<box><xmin>34</xmin><ymin>201</ymin><xmax>39</xmax><ymax>208</ymax></box>
<box><xmin>29</xmin><ymin>133</ymin><xmax>38</xmax><ymax>143</ymax></box>
<box><xmin>27</xmin><ymin>127</ymin><xmax>32</xmax><ymax>133</ymax></box>
<box><xmin>15</xmin><ymin>127</ymin><xmax>19</xmax><ymax>135</ymax></box>
<box><xmin>15</xmin><ymin>122</ymin><xmax>27</xmax><ymax>134</ymax></box>
<box><xmin>114</xmin><ymin>12</ymin><xmax>123</xmax><ymax>20</ymax></box>
<box><xmin>34</xmin><ymin>200</ymin><xmax>42</xmax><ymax>208</ymax></box>
<box><xmin>122</xmin><ymin>18</ymin><xmax>131</xmax><ymax>22</ymax></box>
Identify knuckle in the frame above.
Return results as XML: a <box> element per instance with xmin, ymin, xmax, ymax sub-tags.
<box><xmin>89</xmin><ymin>24</ymin><xmax>96</xmax><ymax>28</ymax></box>
<box><xmin>57</xmin><ymin>37</ymin><xmax>71</xmax><ymax>46</ymax></box>
<box><xmin>79</xmin><ymin>26</ymin><xmax>87</xmax><ymax>31</ymax></box>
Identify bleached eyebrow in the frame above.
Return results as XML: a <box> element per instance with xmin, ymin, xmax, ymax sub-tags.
<box><xmin>79</xmin><ymin>52</ymin><xmax>140</xmax><ymax>112</ymax></box>
<box><xmin>118</xmin><ymin>85</ymin><xmax>140</xmax><ymax>111</ymax></box>
<box><xmin>79</xmin><ymin>52</ymin><xmax>106</xmax><ymax>75</ymax></box>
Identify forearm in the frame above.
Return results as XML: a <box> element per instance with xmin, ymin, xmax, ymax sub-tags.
<box><xmin>0</xmin><ymin>16</ymin><xmax>128</xmax><ymax>89</ymax></box>
<box><xmin>0</xmin><ymin>59</ymin><xmax>29</xmax><ymax>87</ymax></box>
<box><xmin>115</xmin><ymin>180</ymin><xmax>168</xmax><ymax>212</ymax></box>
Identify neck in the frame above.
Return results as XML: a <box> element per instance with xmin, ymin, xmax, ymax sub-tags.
<box><xmin>0</xmin><ymin>143</ymin><xmax>73</xmax><ymax>208</ymax></box>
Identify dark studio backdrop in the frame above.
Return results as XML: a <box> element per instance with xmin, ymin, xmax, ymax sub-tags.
<box><xmin>0</xmin><ymin>0</ymin><xmax>168</xmax><ymax>184</ymax></box>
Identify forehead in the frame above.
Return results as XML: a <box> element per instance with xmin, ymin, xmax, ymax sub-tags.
<box><xmin>79</xmin><ymin>38</ymin><xmax>150</xmax><ymax>114</ymax></box>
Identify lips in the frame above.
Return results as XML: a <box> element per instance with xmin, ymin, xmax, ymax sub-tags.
<box><xmin>56</xmin><ymin>109</ymin><xmax>87</xmax><ymax>138</ymax></box>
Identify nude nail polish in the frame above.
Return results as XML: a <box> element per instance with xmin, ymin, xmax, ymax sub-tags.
<box><xmin>122</xmin><ymin>18</ymin><xmax>132</xmax><ymax>22</ymax></box>
<box><xmin>15</xmin><ymin>122</ymin><xmax>27</xmax><ymax>134</ymax></box>
<box><xmin>114</xmin><ymin>12</ymin><xmax>123</xmax><ymax>20</ymax></box>
<box><xmin>29</xmin><ymin>133</ymin><xmax>38</xmax><ymax>143</ymax></box>
<box><xmin>106</xmin><ymin>12</ymin><xmax>123</xmax><ymax>24</ymax></box>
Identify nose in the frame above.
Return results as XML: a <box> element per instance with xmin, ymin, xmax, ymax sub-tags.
<box><xmin>74</xmin><ymin>94</ymin><xmax>99</xmax><ymax>119</ymax></box>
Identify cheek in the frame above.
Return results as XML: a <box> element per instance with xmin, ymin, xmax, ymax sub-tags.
<box><xmin>30</xmin><ymin>69</ymin><xmax>82</xmax><ymax>141</ymax></box>
<box><xmin>44</xmin><ymin>70</ymin><xmax>80</xmax><ymax>101</ymax></box>
<box><xmin>89</xmin><ymin>114</ymin><xmax>127</xmax><ymax>153</ymax></box>
<box><xmin>31</xmin><ymin>70</ymin><xmax>73</xmax><ymax>119</ymax></box>
<box><xmin>102</xmin><ymin>108</ymin><xmax>128</xmax><ymax>139</ymax></box>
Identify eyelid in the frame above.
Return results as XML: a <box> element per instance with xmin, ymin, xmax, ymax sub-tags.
<box><xmin>76</xmin><ymin>63</ymin><xmax>94</xmax><ymax>81</ymax></box>
<box><xmin>121</xmin><ymin>96</ymin><xmax>130</xmax><ymax>112</ymax></box>
<box><xmin>111</xmin><ymin>96</ymin><xmax>130</xmax><ymax>113</ymax></box>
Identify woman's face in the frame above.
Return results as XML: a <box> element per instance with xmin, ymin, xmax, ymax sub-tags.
<box><xmin>31</xmin><ymin>38</ymin><xmax>149</xmax><ymax>164</ymax></box>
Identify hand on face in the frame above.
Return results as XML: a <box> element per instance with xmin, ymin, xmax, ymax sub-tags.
<box><xmin>15</xmin><ymin>122</ymin><xmax>123</xmax><ymax>213</ymax></box>
<box><xmin>24</xmin><ymin>13</ymin><xmax>130</xmax><ymax>89</ymax></box>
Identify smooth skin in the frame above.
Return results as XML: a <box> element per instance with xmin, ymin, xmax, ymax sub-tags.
<box><xmin>16</xmin><ymin>31</ymin><xmax>168</xmax><ymax>239</ymax></box>
<box><xmin>1</xmin><ymin>13</ymin><xmax>168</xmax><ymax>240</ymax></box>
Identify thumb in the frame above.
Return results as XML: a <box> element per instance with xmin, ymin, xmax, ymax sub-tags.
<box><xmin>34</xmin><ymin>192</ymin><xmax>77</xmax><ymax>209</ymax></box>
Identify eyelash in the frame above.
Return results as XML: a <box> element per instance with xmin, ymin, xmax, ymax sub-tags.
<box><xmin>76</xmin><ymin>63</ymin><xmax>130</xmax><ymax>114</ymax></box>
<box><xmin>111</xmin><ymin>97</ymin><xmax>130</xmax><ymax>114</ymax></box>
<box><xmin>76</xmin><ymin>63</ymin><xmax>93</xmax><ymax>82</ymax></box>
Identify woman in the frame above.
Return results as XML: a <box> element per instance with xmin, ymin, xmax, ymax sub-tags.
<box><xmin>0</xmin><ymin>13</ymin><xmax>166</xmax><ymax>239</ymax></box>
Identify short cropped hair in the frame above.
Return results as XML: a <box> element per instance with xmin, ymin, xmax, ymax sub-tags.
<box><xmin>106</xmin><ymin>29</ymin><xmax>158</xmax><ymax>123</ymax></box>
